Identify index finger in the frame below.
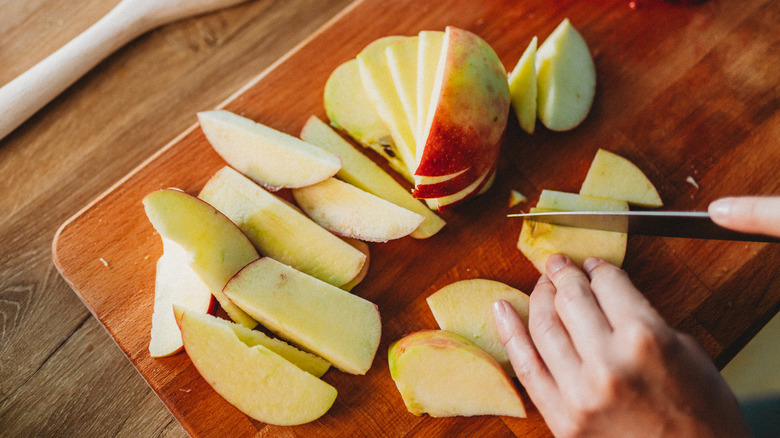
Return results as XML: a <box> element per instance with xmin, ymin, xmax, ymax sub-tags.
<box><xmin>709</xmin><ymin>196</ymin><xmax>780</xmax><ymax>238</ymax></box>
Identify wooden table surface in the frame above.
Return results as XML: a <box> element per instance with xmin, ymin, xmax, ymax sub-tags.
<box><xmin>0</xmin><ymin>1</ymin><xmax>350</xmax><ymax>436</ymax></box>
<box><xmin>2</xmin><ymin>0</ymin><xmax>779</xmax><ymax>436</ymax></box>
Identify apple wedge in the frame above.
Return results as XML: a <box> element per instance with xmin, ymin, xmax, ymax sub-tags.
<box><xmin>176</xmin><ymin>308</ymin><xmax>337</xmax><ymax>426</ymax></box>
<box><xmin>198</xmin><ymin>166</ymin><xmax>366</xmax><ymax>288</ymax></box>
<box><xmin>416</xmin><ymin>30</ymin><xmax>445</xmax><ymax>146</ymax></box>
<box><xmin>508</xmin><ymin>36</ymin><xmax>538</xmax><ymax>134</ymax></box>
<box><xmin>172</xmin><ymin>306</ymin><xmax>329</xmax><ymax>378</ymax></box>
<box><xmin>223</xmin><ymin>257</ymin><xmax>382</xmax><ymax>375</ymax></box>
<box><xmin>417</xmin><ymin>26</ymin><xmax>509</xmax><ymax>181</ymax></box>
<box><xmin>149</xmin><ymin>237</ymin><xmax>217</xmax><ymax>358</ymax></box>
<box><xmin>340</xmin><ymin>237</ymin><xmax>370</xmax><ymax>292</ymax></box>
<box><xmin>197</xmin><ymin>110</ymin><xmax>341</xmax><ymax>190</ymax></box>
<box><xmin>386</xmin><ymin>37</ymin><xmax>419</xmax><ymax>141</ymax></box>
<box><xmin>426</xmin><ymin>279</ymin><xmax>529</xmax><ymax>376</ymax></box>
<box><xmin>580</xmin><ymin>149</ymin><xmax>663</xmax><ymax>207</ymax></box>
<box><xmin>388</xmin><ymin>330</ymin><xmax>526</xmax><ymax>418</ymax></box>
<box><xmin>300</xmin><ymin>116</ymin><xmax>445</xmax><ymax>238</ymax></box>
<box><xmin>143</xmin><ymin>188</ymin><xmax>258</xmax><ymax>328</ymax></box>
<box><xmin>323</xmin><ymin>59</ymin><xmax>411</xmax><ymax>183</ymax></box>
<box><xmin>292</xmin><ymin>178</ymin><xmax>424</xmax><ymax>242</ymax></box>
<box><xmin>517</xmin><ymin>190</ymin><xmax>628</xmax><ymax>273</ymax></box>
<box><xmin>535</xmin><ymin>19</ymin><xmax>596</xmax><ymax>131</ymax></box>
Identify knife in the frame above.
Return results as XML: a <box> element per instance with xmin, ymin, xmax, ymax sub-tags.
<box><xmin>507</xmin><ymin>210</ymin><xmax>780</xmax><ymax>243</ymax></box>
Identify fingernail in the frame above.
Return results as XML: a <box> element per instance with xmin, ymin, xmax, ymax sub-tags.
<box><xmin>492</xmin><ymin>300</ymin><xmax>511</xmax><ymax>335</ymax></box>
<box><xmin>546</xmin><ymin>254</ymin><xmax>567</xmax><ymax>274</ymax></box>
<box><xmin>708</xmin><ymin>198</ymin><xmax>731</xmax><ymax>222</ymax></box>
<box><xmin>583</xmin><ymin>257</ymin><xmax>601</xmax><ymax>274</ymax></box>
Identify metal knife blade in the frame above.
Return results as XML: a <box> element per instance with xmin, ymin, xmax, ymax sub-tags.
<box><xmin>507</xmin><ymin>211</ymin><xmax>780</xmax><ymax>243</ymax></box>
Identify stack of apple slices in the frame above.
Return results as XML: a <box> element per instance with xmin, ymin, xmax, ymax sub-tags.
<box><xmin>518</xmin><ymin>149</ymin><xmax>663</xmax><ymax>273</ymax></box>
<box><xmin>325</xmin><ymin>26</ymin><xmax>510</xmax><ymax>210</ymax></box>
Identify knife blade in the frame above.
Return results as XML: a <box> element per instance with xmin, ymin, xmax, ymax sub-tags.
<box><xmin>507</xmin><ymin>211</ymin><xmax>780</xmax><ymax>243</ymax></box>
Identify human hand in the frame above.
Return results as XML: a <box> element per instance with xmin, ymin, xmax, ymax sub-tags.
<box><xmin>493</xmin><ymin>254</ymin><xmax>749</xmax><ymax>438</ymax></box>
<box><xmin>709</xmin><ymin>196</ymin><xmax>780</xmax><ymax>238</ymax></box>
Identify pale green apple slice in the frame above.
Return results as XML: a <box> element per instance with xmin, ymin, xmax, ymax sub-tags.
<box><xmin>198</xmin><ymin>110</ymin><xmax>341</xmax><ymax>190</ymax></box>
<box><xmin>292</xmin><ymin>178</ymin><xmax>424</xmax><ymax>243</ymax></box>
<box><xmin>536</xmin><ymin>18</ymin><xmax>596</xmax><ymax>131</ymax></box>
<box><xmin>388</xmin><ymin>330</ymin><xmax>526</xmax><ymax>418</ymax></box>
<box><xmin>580</xmin><ymin>149</ymin><xmax>663</xmax><ymax>207</ymax></box>
<box><xmin>356</xmin><ymin>36</ymin><xmax>418</xmax><ymax>175</ymax></box>
<box><xmin>517</xmin><ymin>190</ymin><xmax>628</xmax><ymax>273</ymax></box>
<box><xmin>143</xmin><ymin>189</ymin><xmax>258</xmax><ymax>328</ymax></box>
<box><xmin>323</xmin><ymin>59</ymin><xmax>412</xmax><ymax>183</ymax></box>
<box><xmin>149</xmin><ymin>237</ymin><xmax>216</xmax><ymax>358</ymax></box>
<box><xmin>508</xmin><ymin>36</ymin><xmax>538</xmax><ymax>134</ymax></box>
<box><xmin>386</xmin><ymin>37</ymin><xmax>419</xmax><ymax>143</ymax></box>
<box><xmin>173</xmin><ymin>306</ymin><xmax>330</xmax><ymax>377</ymax></box>
<box><xmin>426</xmin><ymin>279</ymin><xmax>529</xmax><ymax>376</ymax></box>
<box><xmin>416</xmin><ymin>30</ymin><xmax>445</xmax><ymax>158</ymax></box>
<box><xmin>339</xmin><ymin>237</ymin><xmax>370</xmax><ymax>292</ymax></box>
<box><xmin>177</xmin><ymin>309</ymin><xmax>337</xmax><ymax>425</ymax></box>
<box><xmin>300</xmin><ymin>116</ymin><xmax>445</xmax><ymax>238</ymax></box>
<box><xmin>198</xmin><ymin>166</ymin><xmax>366</xmax><ymax>288</ymax></box>
<box><xmin>223</xmin><ymin>257</ymin><xmax>382</xmax><ymax>375</ymax></box>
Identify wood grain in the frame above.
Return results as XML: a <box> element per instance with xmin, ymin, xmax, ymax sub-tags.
<box><xmin>8</xmin><ymin>0</ymin><xmax>779</xmax><ymax>436</ymax></box>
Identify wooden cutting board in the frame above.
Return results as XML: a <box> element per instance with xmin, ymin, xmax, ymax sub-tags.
<box><xmin>53</xmin><ymin>0</ymin><xmax>779</xmax><ymax>436</ymax></box>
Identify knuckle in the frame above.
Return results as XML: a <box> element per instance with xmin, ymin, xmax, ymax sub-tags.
<box><xmin>622</xmin><ymin>320</ymin><xmax>672</xmax><ymax>363</ymax></box>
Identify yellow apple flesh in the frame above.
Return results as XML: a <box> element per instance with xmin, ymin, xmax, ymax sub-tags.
<box><xmin>517</xmin><ymin>190</ymin><xmax>628</xmax><ymax>273</ymax></box>
<box><xmin>177</xmin><ymin>309</ymin><xmax>337</xmax><ymax>426</ymax></box>
<box><xmin>388</xmin><ymin>330</ymin><xmax>526</xmax><ymax>418</ymax></box>
<box><xmin>508</xmin><ymin>36</ymin><xmax>538</xmax><ymax>135</ymax></box>
<box><xmin>292</xmin><ymin>178</ymin><xmax>424</xmax><ymax>243</ymax></box>
<box><xmin>300</xmin><ymin>116</ymin><xmax>445</xmax><ymax>238</ymax></box>
<box><xmin>416</xmin><ymin>30</ymin><xmax>445</xmax><ymax>147</ymax></box>
<box><xmin>535</xmin><ymin>19</ymin><xmax>596</xmax><ymax>131</ymax></box>
<box><xmin>223</xmin><ymin>257</ymin><xmax>381</xmax><ymax>375</ymax></box>
<box><xmin>198</xmin><ymin>166</ymin><xmax>366</xmax><ymax>288</ymax></box>
<box><xmin>580</xmin><ymin>149</ymin><xmax>663</xmax><ymax>207</ymax></box>
<box><xmin>198</xmin><ymin>110</ymin><xmax>341</xmax><ymax>190</ymax></box>
<box><xmin>426</xmin><ymin>279</ymin><xmax>529</xmax><ymax>376</ymax></box>
<box><xmin>386</xmin><ymin>37</ymin><xmax>419</xmax><ymax>143</ymax></box>
<box><xmin>142</xmin><ymin>188</ymin><xmax>258</xmax><ymax>328</ymax></box>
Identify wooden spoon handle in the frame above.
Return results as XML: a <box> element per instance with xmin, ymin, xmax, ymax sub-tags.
<box><xmin>0</xmin><ymin>4</ymin><xmax>153</xmax><ymax>141</ymax></box>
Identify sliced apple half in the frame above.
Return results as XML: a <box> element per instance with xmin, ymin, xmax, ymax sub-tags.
<box><xmin>223</xmin><ymin>257</ymin><xmax>382</xmax><ymax>375</ymax></box>
<box><xmin>426</xmin><ymin>279</ymin><xmax>529</xmax><ymax>376</ymax></box>
<box><xmin>535</xmin><ymin>19</ymin><xmax>596</xmax><ymax>131</ymax></box>
<box><xmin>388</xmin><ymin>330</ymin><xmax>526</xmax><ymax>418</ymax></box>
<box><xmin>143</xmin><ymin>189</ymin><xmax>258</xmax><ymax>328</ymax></box>
<box><xmin>198</xmin><ymin>166</ymin><xmax>366</xmax><ymax>288</ymax></box>
<box><xmin>508</xmin><ymin>36</ymin><xmax>538</xmax><ymax>134</ymax></box>
<box><xmin>580</xmin><ymin>149</ymin><xmax>663</xmax><ymax>208</ymax></box>
<box><xmin>517</xmin><ymin>190</ymin><xmax>628</xmax><ymax>273</ymax></box>
<box><xmin>198</xmin><ymin>110</ymin><xmax>341</xmax><ymax>190</ymax></box>
<box><xmin>176</xmin><ymin>308</ymin><xmax>337</xmax><ymax>426</ymax></box>
<box><xmin>300</xmin><ymin>116</ymin><xmax>445</xmax><ymax>238</ymax></box>
<box><xmin>149</xmin><ymin>237</ymin><xmax>217</xmax><ymax>358</ymax></box>
<box><xmin>292</xmin><ymin>178</ymin><xmax>424</xmax><ymax>243</ymax></box>
<box><xmin>323</xmin><ymin>59</ymin><xmax>411</xmax><ymax>183</ymax></box>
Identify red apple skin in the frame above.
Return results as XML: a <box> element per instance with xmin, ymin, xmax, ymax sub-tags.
<box><xmin>413</xmin><ymin>166</ymin><xmax>479</xmax><ymax>199</ymax></box>
<box><xmin>416</xmin><ymin>27</ymin><xmax>510</xmax><ymax>179</ymax></box>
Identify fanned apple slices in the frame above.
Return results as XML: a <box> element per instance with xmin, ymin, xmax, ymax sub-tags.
<box><xmin>325</xmin><ymin>27</ymin><xmax>510</xmax><ymax>210</ymax></box>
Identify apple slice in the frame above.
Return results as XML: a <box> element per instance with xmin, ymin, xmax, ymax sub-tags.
<box><xmin>508</xmin><ymin>36</ymin><xmax>538</xmax><ymax>134</ymax></box>
<box><xmin>426</xmin><ymin>279</ymin><xmax>529</xmax><ymax>376</ymax></box>
<box><xmin>223</xmin><ymin>257</ymin><xmax>382</xmax><ymax>375</ymax></box>
<box><xmin>535</xmin><ymin>19</ymin><xmax>596</xmax><ymax>131</ymax></box>
<box><xmin>143</xmin><ymin>189</ymin><xmax>258</xmax><ymax>328</ymax></box>
<box><xmin>517</xmin><ymin>190</ymin><xmax>628</xmax><ymax>273</ymax></box>
<box><xmin>580</xmin><ymin>149</ymin><xmax>663</xmax><ymax>207</ymax></box>
<box><xmin>300</xmin><ymin>116</ymin><xmax>445</xmax><ymax>238</ymax></box>
<box><xmin>388</xmin><ymin>330</ymin><xmax>526</xmax><ymax>418</ymax></box>
<box><xmin>173</xmin><ymin>306</ymin><xmax>330</xmax><ymax>378</ymax></box>
<box><xmin>386</xmin><ymin>37</ymin><xmax>419</xmax><ymax>142</ymax></box>
<box><xmin>292</xmin><ymin>178</ymin><xmax>424</xmax><ymax>242</ymax></box>
<box><xmin>176</xmin><ymin>308</ymin><xmax>337</xmax><ymax>425</ymax></box>
<box><xmin>199</xmin><ymin>166</ymin><xmax>366</xmax><ymax>288</ymax></box>
<box><xmin>357</xmin><ymin>36</ymin><xmax>418</xmax><ymax>174</ymax></box>
<box><xmin>339</xmin><ymin>237</ymin><xmax>370</xmax><ymax>292</ymax></box>
<box><xmin>428</xmin><ymin>165</ymin><xmax>496</xmax><ymax>211</ymax></box>
<box><xmin>416</xmin><ymin>30</ymin><xmax>445</xmax><ymax>146</ymax></box>
<box><xmin>197</xmin><ymin>110</ymin><xmax>341</xmax><ymax>190</ymax></box>
<box><xmin>149</xmin><ymin>237</ymin><xmax>217</xmax><ymax>358</ymax></box>
<box><xmin>323</xmin><ymin>59</ymin><xmax>411</xmax><ymax>183</ymax></box>
<box><xmin>417</xmin><ymin>26</ymin><xmax>510</xmax><ymax>180</ymax></box>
